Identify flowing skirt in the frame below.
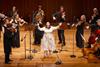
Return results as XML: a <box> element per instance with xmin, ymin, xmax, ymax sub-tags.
<box><xmin>41</xmin><ymin>33</ymin><xmax>56</xmax><ymax>51</ymax></box>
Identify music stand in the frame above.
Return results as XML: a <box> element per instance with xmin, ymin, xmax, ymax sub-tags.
<box><xmin>26</xmin><ymin>24</ymin><xmax>37</xmax><ymax>60</ymax></box>
<box><xmin>70</xmin><ymin>29</ymin><xmax>76</xmax><ymax>58</ymax></box>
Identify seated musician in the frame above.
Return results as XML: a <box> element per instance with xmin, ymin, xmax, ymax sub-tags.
<box><xmin>84</xmin><ymin>19</ymin><xmax>100</xmax><ymax>59</ymax></box>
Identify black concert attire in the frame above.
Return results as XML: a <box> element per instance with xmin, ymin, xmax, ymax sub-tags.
<box><xmin>53</xmin><ymin>11</ymin><xmax>66</xmax><ymax>46</ymax></box>
<box><xmin>3</xmin><ymin>24</ymin><xmax>12</xmax><ymax>64</ymax></box>
<box><xmin>76</xmin><ymin>21</ymin><xmax>84</xmax><ymax>48</ymax></box>
<box><xmin>33</xmin><ymin>23</ymin><xmax>44</xmax><ymax>45</ymax></box>
<box><xmin>90</xmin><ymin>15</ymin><xmax>100</xmax><ymax>32</ymax></box>
<box><xmin>32</xmin><ymin>10</ymin><xmax>44</xmax><ymax>45</ymax></box>
<box><xmin>12</xmin><ymin>20</ymin><xmax>20</xmax><ymax>48</ymax></box>
<box><xmin>87</xmin><ymin>15</ymin><xmax>100</xmax><ymax>48</ymax></box>
<box><xmin>0</xmin><ymin>13</ymin><xmax>7</xmax><ymax>38</ymax></box>
<box><xmin>7</xmin><ymin>7</ymin><xmax>20</xmax><ymax>48</ymax></box>
<box><xmin>0</xmin><ymin>18</ymin><xmax>3</xmax><ymax>38</ymax></box>
<box><xmin>0</xmin><ymin>18</ymin><xmax>3</xmax><ymax>31</ymax></box>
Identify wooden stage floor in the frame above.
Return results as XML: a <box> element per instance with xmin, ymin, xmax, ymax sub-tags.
<box><xmin>0</xmin><ymin>28</ymin><xmax>100</xmax><ymax>67</ymax></box>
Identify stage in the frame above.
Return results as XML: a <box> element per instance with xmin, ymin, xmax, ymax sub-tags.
<box><xmin>0</xmin><ymin>27</ymin><xmax>100</xmax><ymax>67</ymax></box>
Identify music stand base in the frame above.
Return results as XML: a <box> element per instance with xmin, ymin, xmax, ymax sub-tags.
<box><xmin>27</xmin><ymin>55</ymin><xmax>33</xmax><ymax>60</ymax></box>
<box><xmin>55</xmin><ymin>60</ymin><xmax>62</xmax><ymax>65</ymax></box>
<box><xmin>32</xmin><ymin>49</ymin><xmax>38</xmax><ymax>53</ymax></box>
<box><xmin>70</xmin><ymin>55</ymin><xmax>76</xmax><ymax>58</ymax></box>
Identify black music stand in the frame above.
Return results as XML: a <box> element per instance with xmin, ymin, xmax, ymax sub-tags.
<box><xmin>70</xmin><ymin>25</ymin><xmax>76</xmax><ymax>58</ymax></box>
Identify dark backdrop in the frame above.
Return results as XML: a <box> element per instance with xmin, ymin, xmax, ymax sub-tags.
<box><xmin>0</xmin><ymin>0</ymin><xmax>100</xmax><ymax>22</ymax></box>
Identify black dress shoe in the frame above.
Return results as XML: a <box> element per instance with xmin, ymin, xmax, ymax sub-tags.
<box><xmin>5</xmin><ymin>62</ymin><xmax>11</xmax><ymax>64</ymax></box>
<box><xmin>9</xmin><ymin>59</ymin><xmax>13</xmax><ymax>61</ymax></box>
<box><xmin>53</xmin><ymin>50</ymin><xmax>58</xmax><ymax>53</ymax></box>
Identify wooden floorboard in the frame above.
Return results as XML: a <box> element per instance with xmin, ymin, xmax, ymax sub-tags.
<box><xmin>0</xmin><ymin>29</ymin><xmax>100</xmax><ymax>67</ymax></box>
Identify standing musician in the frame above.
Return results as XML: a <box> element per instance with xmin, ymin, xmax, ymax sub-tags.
<box><xmin>2</xmin><ymin>18</ymin><xmax>15</xmax><ymax>64</ymax></box>
<box><xmin>76</xmin><ymin>15</ymin><xmax>87</xmax><ymax>49</ymax></box>
<box><xmin>52</xmin><ymin>6</ymin><xmax>66</xmax><ymax>46</ymax></box>
<box><xmin>10</xmin><ymin>14</ymin><xmax>27</xmax><ymax>48</ymax></box>
<box><xmin>75</xmin><ymin>15</ymin><xmax>91</xmax><ymax>58</ymax></box>
<box><xmin>32</xmin><ymin>5</ymin><xmax>44</xmax><ymax>45</ymax></box>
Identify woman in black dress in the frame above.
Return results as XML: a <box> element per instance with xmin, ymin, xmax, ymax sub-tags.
<box><xmin>76</xmin><ymin>15</ymin><xmax>86</xmax><ymax>48</ymax></box>
<box><xmin>10</xmin><ymin>14</ymin><xmax>26</xmax><ymax>48</ymax></box>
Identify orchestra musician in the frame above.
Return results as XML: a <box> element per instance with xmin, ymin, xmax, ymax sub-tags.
<box><xmin>84</xmin><ymin>19</ymin><xmax>100</xmax><ymax>59</ymax></box>
<box><xmin>89</xmin><ymin>8</ymin><xmax>100</xmax><ymax>33</ymax></box>
<box><xmin>2</xmin><ymin>18</ymin><xmax>14</xmax><ymax>64</ymax></box>
<box><xmin>88</xmin><ymin>8</ymin><xmax>100</xmax><ymax>48</ymax></box>
<box><xmin>52</xmin><ymin>6</ymin><xmax>66</xmax><ymax>46</ymax></box>
<box><xmin>93</xmin><ymin>19</ymin><xmax>100</xmax><ymax>58</ymax></box>
<box><xmin>10</xmin><ymin>14</ymin><xmax>27</xmax><ymax>48</ymax></box>
<box><xmin>32</xmin><ymin>5</ymin><xmax>44</xmax><ymax>45</ymax></box>
<box><xmin>76</xmin><ymin>15</ymin><xmax>87</xmax><ymax>49</ymax></box>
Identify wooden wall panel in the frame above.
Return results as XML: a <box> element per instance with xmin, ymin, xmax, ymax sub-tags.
<box><xmin>0</xmin><ymin>0</ymin><xmax>100</xmax><ymax>22</ymax></box>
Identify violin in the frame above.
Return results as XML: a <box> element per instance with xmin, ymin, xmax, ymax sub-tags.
<box><xmin>6</xmin><ymin>23</ymin><xmax>17</xmax><ymax>32</ymax></box>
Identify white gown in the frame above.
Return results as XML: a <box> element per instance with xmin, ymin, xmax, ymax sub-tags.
<box><xmin>38</xmin><ymin>26</ymin><xmax>59</xmax><ymax>51</ymax></box>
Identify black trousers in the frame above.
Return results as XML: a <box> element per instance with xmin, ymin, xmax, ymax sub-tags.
<box><xmin>34</xmin><ymin>28</ymin><xmax>44</xmax><ymax>44</ymax></box>
<box><xmin>5</xmin><ymin>53</ymin><xmax>10</xmax><ymax>63</ymax></box>
<box><xmin>58</xmin><ymin>29</ymin><xmax>65</xmax><ymax>45</ymax></box>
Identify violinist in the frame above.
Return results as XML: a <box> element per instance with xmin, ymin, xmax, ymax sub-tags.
<box><xmin>2</xmin><ymin>18</ymin><xmax>13</xmax><ymax>64</ymax></box>
<box><xmin>10</xmin><ymin>14</ymin><xmax>27</xmax><ymax>48</ymax></box>
<box><xmin>76</xmin><ymin>15</ymin><xmax>86</xmax><ymax>49</ymax></box>
<box><xmin>52</xmin><ymin>6</ymin><xmax>66</xmax><ymax>46</ymax></box>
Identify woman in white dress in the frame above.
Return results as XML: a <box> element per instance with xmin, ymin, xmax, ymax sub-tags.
<box><xmin>38</xmin><ymin>22</ymin><xmax>62</xmax><ymax>57</ymax></box>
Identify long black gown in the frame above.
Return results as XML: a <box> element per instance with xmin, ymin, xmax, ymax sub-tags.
<box><xmin>12</xmin><ymin>21</ymin><xmax>20</xmax><ymax>48</ymax></box>
<box><xmin>76</xmin><ymin>22</ymin><xmax>84</xmax><ymax>48</ymax></box>
<box><xmin>3</xmin><ymin>25</ymin><xmax>12</xmax><ymax>63</ymax></box>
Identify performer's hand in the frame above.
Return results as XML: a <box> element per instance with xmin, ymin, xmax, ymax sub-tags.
<box><xmin>39</xmin><ymin>21</ymin><xmax>42</xmax><ymax>24</ymax></box>
<box><xmin>37</xmin><ymin>23</ymin><xmax>39</xmax><ymax>26</ymax></box>
<box><xmin>53</xmin><ymin>16</ymin><xmax>56</xmax><ymax>20</ymax></box>
<box><xmin>71</xmin><ymin>23</ymin><xmax>75</xmax><ymax>27</ymax></box>
<box><xmin>59</xmin><ymin>23</ymin><xmax>62</xmax><ymax>26</ymax></box>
